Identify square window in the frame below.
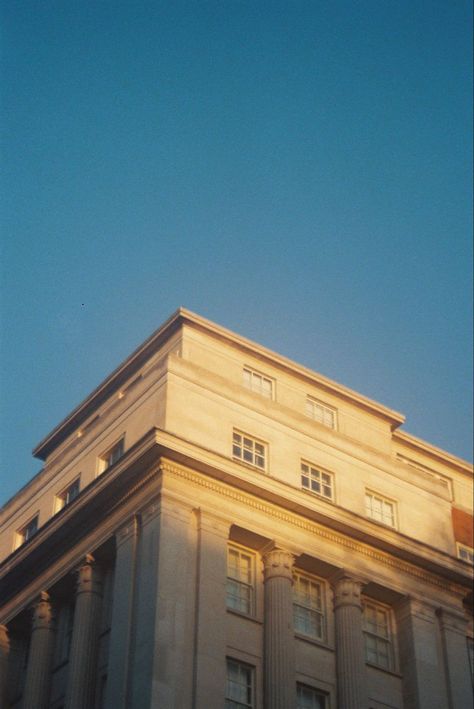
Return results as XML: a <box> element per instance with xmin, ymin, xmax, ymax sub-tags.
<box><xmin>457</xmin><ymin>543</ymin><xmax>474</xmax><ymax>565</ymax></box>
<box><xmin>233</xmin><ymin>431</ymin><xmax>266</xmax><ymax>470</ymax></box>
<box><xmin>363</xmin><ymin>600</ymin><xmax>394</xmax><ymax>670</ymax></box>
<box><xmin>293</xmin><ymin>573</ymin><xmax>326</xmax><ymax>641</ymax></box>
<box><xmin>226</xmin><ymin>659</ymin><xmax>253</xmax><ymax>708</ymax></box>
<box><xmin>226</xmin><ymin>545</ymin><xmax>255</xmax><ymax>615</ymax></box>
<box><xmin>297</xmin><ymin>683</ymin><xmax>326</xmax><ymax>708</ymax></box>
<box><xmin>365</xmin><ymin>491</ymin><xmax>397</xmax><ymax>528</ymax></box>
<box><xmin>15</xmin><ymin>515</ymin><xmax>39</xmax><ymax>549</ymax></box>
<box><xmin>54</xmin><ymin>478</ymin><xmax>80</xmax><ymax>513</ymax></box>
<box><xmin>243</xmin><ymin>367</ymin><xmax>274</xmax><ymax>399</ymax></box>
<box><xmin>301</xmin><ymin>462</ymin><xmax>334</xmax><ymax>501</ymax></box>
<box><xmin>305</xmin><ymin>398</ymin><xmax>336</xmax><ymax>430</ymax></box>
<box><xmin>98</xmin><ymin>438</ymin><xmax>124</xmax><ymax>474</ymax></box>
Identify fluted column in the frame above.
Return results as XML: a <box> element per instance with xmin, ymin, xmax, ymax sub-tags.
<box><xmin>331</xmin><ymin>572</ymin><xmax>368</xmax><ymax>709</ymax></box>
<box><xmin>263</xmin><ymin>547</ymin><xmax>296</xmax><ymax>709</ymax></box>
<box><xmin>65</xmin><ymin>554</ymin><xmax>103</xmax><ymax>709</ymax></box>
<box><xmin>0</xmin><ymin>625</ymin><xmax>10</xmax><ymax>709</ymax></box>
<box><xmin>22</xmin><ymin>592</ymin><xmax>56</xmax><ymax>709</ymax></box>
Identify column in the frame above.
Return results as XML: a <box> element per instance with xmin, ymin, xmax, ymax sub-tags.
<box><xmin>0</xmin><ymin>625</ymin><xmax>10</xmax><ymax>709</ymax></box>
<box><xmin>104</xmin><ymin>517</ymin><xmax>138</xmax><ymax>709</ymax></box>
<box><xmin>65</xmin><ymin>555</ymin><xmax>103</xmax><ymax>709</ymax></box>
<box><xmin>193</xmin><ymin>509</ymin><xmax>231</xmax><ymax>709</ymax></box>
<box><xmin>437</xmin><ymin>606</ymin><xmax>472</xmax><ymax>709</ymax></box>
<box><xmin>331</xmin><ymin>571</ymin><xmax>368</xmax><ymax>709</ymax></box>
<box><xmin>22</xmin><ymin>592</ymin><xmax>56</xmax><ymax>709</ymax></box>
<box><xmin>262</xmin><ymin>546</ymin><xmax>296</xmax><ymax>709</ymax></box>
<box><xmin>395</xmin><ymin>598</ymin><xmax>446</xmax><ymax>709</ymax></box>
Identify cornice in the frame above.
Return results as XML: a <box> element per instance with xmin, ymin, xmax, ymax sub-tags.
<box><xmin>159</xmin><ymin>459</ymin><xmax>470</xmax><ymax>597</ymax></box>
<box><xmin>393</xmin><ymin>430</ymin><xmax>473</xmax><ymax>475</ymax></box>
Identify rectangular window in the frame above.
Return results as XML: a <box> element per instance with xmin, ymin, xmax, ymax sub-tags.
<box><xmin>54</xmin><ymin>478</ymin><xmax>80</xmax><ymax>513</ymax></box>
<box><xmin>305</xmin><ymin>397</ymin><xmax>336</xmax><ymax>429</ymax></box>
<box><xmin>15</xmin><ymin>515</ymin><xmax>38</xmax><ymax>548</ymax></box>
<box><xmin>365</xmin><ymin>491</ymin><xmax>397</xmax><ymax>528</ymax></box>
<box><xmin>301</xmin><ymin>462</ymin><xmax>334</xmax><ymax>501</ymax></box>
<box><xmin>233</xmin><ymin>431</ymin><xmax>266</xmax><ymax>470</ymax></box>
<box><xmin>226</xmin><ymin>659</ymin><xmax>253</xmax><ymax>708</ymax></box>
<box><xmin>457</xmin><ymin>543</ymin><xmax>474</xmax><ymax>564</ymax></box>
<box><xmin>293</xmin><ymin>573</ymin><xmax>325</xmax><ymax>641</ymax></box>
<box><xmin>297</xmin><ymin>684</ymin><xmax>326</xmax><ymax>708</ymax></box>
<box><xmin>363</xmin><ymin>601</ymin><xmax>393</xmax><ymax>670</ymax></box>
<box><xmin>98</xmin><ymin>438</ymin><xmax>124</xmax><ymax>474</ymax></box>
<box><xmin>243</xmin><ymin>367</ymin><xmax>273</xmax><ymax>399</ymax></box>
<box><xmin>226</xmin><ymin>545</ymin><xmax>255</xmax><ymax>615</ymax></box>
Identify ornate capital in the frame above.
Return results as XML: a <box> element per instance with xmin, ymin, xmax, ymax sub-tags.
<box><xmin>331</xmin><ymin>571</ymin><xmax>366</xmax><ymax>610</ymax></box>
<box><xmin>32</xmin><ymin>591</ymin><xmax>55</xmax><ymax>631</ymax></box>
<box><xmin>76</xmin><ymin>555</ymin><xmax>102</xmax><ymax>596</ymax></box>
<box><xmin>262</xmin><ymin>547</ymin><xmax>295</xmax><ymax>583</ymax></box>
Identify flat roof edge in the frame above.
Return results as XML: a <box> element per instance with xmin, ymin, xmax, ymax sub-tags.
<box><xmin>393</xmin><ymin>429</ymin><xmax>473</xmax><ymax>473</ymax></box>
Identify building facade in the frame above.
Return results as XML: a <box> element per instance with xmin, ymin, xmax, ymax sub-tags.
<box><xmin>0</xmin><ymin>308</ymin><xmax>472</xmax><ymax>709</ymax></box>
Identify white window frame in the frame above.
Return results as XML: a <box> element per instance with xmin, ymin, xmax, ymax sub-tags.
<box><xmin>226</xmin><ymin>544</ymin><xmax>255</xmax><ymax>616</ymax></box>
<box><xmin>232</xmin><ymin>431</ymin><xmax>267</xmax><ymax>471</ymax></box>
<box><xmin>362</xmin><ymin>600</ymin><xmax>394</xmax><ymax>671</ymax></box>
<box><xmin>225</xmin><ymin>658</ymin><xmax>254</xmax><ymax>709</ymax></box>
<box><xmin>456</xmin><ymin>543</ymin><xmax>474</xmax><ymax>565</ymax></box>
<box><xmin>301</xmin><ymin>461</ymin><xmax>334</xmax><ymax>501</ymax></box>
<box><xmin>296</xmin><ymin>683</ymin><xmax>327</xmax><ymax>708</ymax></box>
<box><xmin>14</xmin><ymin>514</ymin><xmax>39</xmax><ymax>550</ymax></box>
<box><xmin>305</xmin><ymin>397</ymin><xmax>337</xmax><ymax>430</ymax></box>
<box><xmin>293</xmin><ymin>572</ymin><xmax>326</xmax><ymax>641</ymax></box>
<box><xmin>243</xmin><ymin>366</ymin><xmax>274</xmax><ymax>399</ymax></box>
<box><xmin>54</xmin><ymin>477</ymin><xmax>80</xmax><ymax>514</ymax></box>
<box><xmin>97</xmin><ymin>437</ymin><xmax>125</xmax><ymax>475</ymax></box>
<box><xmin>365</xmin><ymin>490</ymin><xmax>397</xmax><ymax>529</ymax></box>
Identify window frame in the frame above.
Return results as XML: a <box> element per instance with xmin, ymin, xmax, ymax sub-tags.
<box><xmin>97</xmin><ymin>436</ymin><xmax>125</xmax><ymax>475</ymax></box>
<box><xmin>54</xmin><ymin>477</ymin><xmax>80</xmax><ymax>514</ymax></box>
<box><xmin>296</xmin><ymin>683</ymin><xmax>327</xmax><ymax>708</ymax></box>
<box><xmin>232</xmin><ymin>430</ymin><xmax>267</xmax><ymax>471</ymax></box>
<box><xmin>243</xmin><ymin>366</ymin><xmax>274</xmax><ymax>400</ymax></box>
<box><xmin>225</xmin><ymin>658</ymin><xmax>254</xmax><ymax>709</ymax></box>
<box><xmin>300</xmin><ymin>461</ymin><xmax>335</xmax><ymax>502</ymax></box>
<box><xmin>14</xmin><ymin>514</ymin><xmax>39</xmax><ymax>550</ymax></box>
<box><xmin>226</xmin><ymin>544</ymin><xmax>256</xmax><ymax>617</ymax></box>
<box><xmin>456</xmin><ymin>542</ymin><xmax>474</xmax><ymax>565</ymax></box>
<box><xmin>364</xmin><ymin>490</ymin><xmax>397</xmax><ymax>529</ymax></box>
<box><xmin>293</xmin><ymin>571</ymin><xmax>326</xmax><ymax>642</ymax></box>
<box><xmin>305</xmin><ymin>397</ymin><xmax>337</xmax><ymax>430</ymax></box>
<box><xmin>362</xmin><ymin>599</ymin><xmax>395</xmax><ymax>671</ymax></box>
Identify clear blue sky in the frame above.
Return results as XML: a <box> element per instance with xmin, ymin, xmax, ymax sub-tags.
<box><xmin>1</xmin><ymin>1</ymin><xmax>472</xmax><ymax>505</ymax></box>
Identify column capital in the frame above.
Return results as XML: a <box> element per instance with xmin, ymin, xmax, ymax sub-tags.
<box><xmin>76</xmin><ymin>555</ymin><xmax>102</xmax><ymax>596</ymax></box>
<box><xmin>262</xmin><ymin>546</ymin><xmax>295</xmax><ymax>582</ymax></box>
<box><xmin>115</xmin><ymin>516</ymin><xmax>138</xmax><ymax>547</ymax></box>
<box><xmin>330</xmin><ymin>571</ymin><xmax>366</xmax><ymax>610</ymax></box>
<box><xmin>32</xmin><ymin>591</ymin><xmax>55</xmax><ymax>631</ymax></box>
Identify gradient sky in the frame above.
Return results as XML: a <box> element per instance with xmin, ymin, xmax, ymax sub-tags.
<box><xmin>1</xmin><ymin>1</ymin><xmax>472</xmax><ymax>505</ymax></box>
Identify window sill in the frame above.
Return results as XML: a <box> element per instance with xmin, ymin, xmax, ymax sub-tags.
<box><xmin>232</xmin><ymin>457</ymin><xmax>267</xmax><ymax>474</ymax></box>
<box><xmin>226</xmin><ymin>607</ymin><xmax>263</xmax><ymax>625</ymax></box>
<box><xmin>295</xmin><ymin>632</ymin><xmax>334</xmax><ymax>652</ymax></box>
<box><xmin>365</xmin><ymin>661</ymin><xmax>401</xmax><ymax>678</ymax></box>
<box><xmin>300</xmin><ymin>487</ymin><xmax>335</xmax><ymax>505</ymax></box>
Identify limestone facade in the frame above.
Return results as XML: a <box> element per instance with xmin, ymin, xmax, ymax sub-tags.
<box><xmin>0</xmin><ymin>308</ymin><xmax>472</xmax><ymax>709</ymax></box>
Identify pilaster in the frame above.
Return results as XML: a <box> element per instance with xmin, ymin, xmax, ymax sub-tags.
<box><xmin>395</xmin><ymin>597</ymin><xmax>447</xmax><ymax>709</ymax></box>
<box><xmin>437</xmin><ymin>606</ymin><xmax>472</xmax><ymax>709</ymax></box>
<box><xmin>22</xmin><ymin>592</ymin><xmax>56</xmax><ymax>709</ymax></box>
<box><xmin>193</xmin><ymin>508</ymin><xmax>231</xmax><ymax>709</ymax></box>
<box><xmin>262</xmin><ymin>546</ymin><xmax>296</xmax><ymax>709</ymax></box>
<box><xmin>104</xmin><ymin>517</ymin><xmax>139</xmax><ymax>709</ymax></box>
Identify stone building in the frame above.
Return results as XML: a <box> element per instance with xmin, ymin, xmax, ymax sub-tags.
<box><xmin>0</xmin><ymin>308</ymin><xmax>472</xmax><ymax>709</ymax></box>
